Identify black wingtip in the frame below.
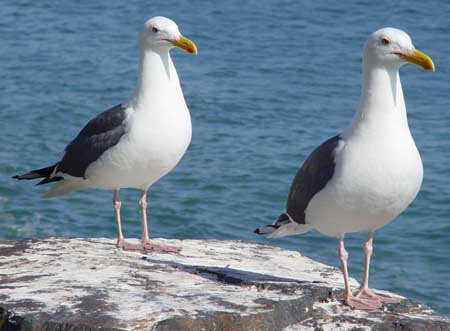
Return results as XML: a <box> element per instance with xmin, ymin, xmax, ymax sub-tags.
<box><xmin>12</xmin><ymin>164</ymin><xmax>59</xmax><ymax>182</ymax></box>
<box><xmin>36</xmin><ymin>176</ymin><xmax>63</xmax><ymax>186</ymax></box>
<box><xmin>12</xmin><ymin>174</ymin><xmax>31</xmax><ymax>180</ymax></box>
<box><xmin>254</xmin><ymin>228</ymin><xmax>261</xmax><ymax>234</ymax></box>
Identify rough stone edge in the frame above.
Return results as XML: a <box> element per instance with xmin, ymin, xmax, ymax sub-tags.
<box><xmin>153</xmin><ymin>286</ymin><xmax>331</xmax><ymax>331</ymax></box>
<box><xmin>1</xmin><ymin>238</ymin><xmax>449</xmax><ymax>331</ymax></box>
<box><xmin>0</xmin><ymin>306</ymin><xmax>121</xmax><ymax>331</ymax></box>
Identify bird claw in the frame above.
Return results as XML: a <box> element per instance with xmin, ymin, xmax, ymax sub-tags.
<box><xmin>376</xmin><ymin>295</ymin><xmax>401</xmax><ymax>304</ymax></box>
<box><xmin>356</xmin><ymin>288</ymin><xmax>401</xmax><ymax>304</ymax></box>
<box><xmin>116</xmin><ymin>239</ymin><xmax>145</xmax><ymax>250</ymax></box>
<box><xmin>345</xmin><ymin>293</ymin><xmax>382</xmax><ymax>310</ymax></box>
<box><xmin>346</xmin><ymin>294</ymin><xmax>382</xmax><ymax>310</ymax></box>
<box><xmin>141</xmin><ymin>240</ymin><xmax>181</xmax><ymax>253</ymax></box>
<box><xmin>116</xmin><ymin>239</ymin><xmax>181</xmax><ymax>253</ymax></box>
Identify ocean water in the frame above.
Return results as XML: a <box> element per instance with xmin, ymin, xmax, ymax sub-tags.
<box><xmin>1</xmin><ymin>0</ymin><xmax>449</xmax><ymax>316</ymax></box>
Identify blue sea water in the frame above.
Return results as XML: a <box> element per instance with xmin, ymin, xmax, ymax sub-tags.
<box><xmin>1</xmin><ymin>0</ymin><xmax>449</xmax><ymax>316</ymax></box>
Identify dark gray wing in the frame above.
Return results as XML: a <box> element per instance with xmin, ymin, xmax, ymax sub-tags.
<box><xmin>286</xmin><ymin>135</ymin><xmax>341</xmax><ymax>224</ymax></box>
<box><xmin>56</xmin><ymin>104</ymin><xmax>127</xmax><ymax>178</ymax></box>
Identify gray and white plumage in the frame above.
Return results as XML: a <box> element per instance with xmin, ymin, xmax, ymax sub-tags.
<box><xmin>59</xmin><ymin>104</ymin><xmax>127</xmax><ymax>179</ymax></box>
<box><xmin>255</xmin><ymin>27</ymin><xmax>434</xmax><ymax>309</ymax></box>
<box><xmin>256</xmin><ymin>135</ymin><xmax>341</xmax><ymax>236</ymax></box>
<box><xmin>15</xmin><ymin>17</ymin><xmax>197</xmax><ymax>197</ymax></box>
<box><xmin>286</xmin><ymin>135</ymin><xmax>341</xmax><ymax>221</ymax></box>
<box><xmin>256</xmin><ymin>28</ymin><xmax>434</xmax><ymax>239</ymax></box>
<box><xmin>32</xmin><ymin>104</ymin><xmax>127</xmax><ymax>186</ymax></box>
<box><xmin>14</xmin><ymin>16</ymin><xmax>198</xmax><ymax>252</ymax></box>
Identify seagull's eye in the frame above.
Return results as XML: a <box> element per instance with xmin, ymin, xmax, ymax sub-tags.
<box><xmin>152</xmin><ymin>27</ymin><xmax>159</xmax><ymax>33</ymax></box>
<box><xmin>381</xmin><ymin>38</ymin><xmax>390</xmax><ymax>45</ymax></box>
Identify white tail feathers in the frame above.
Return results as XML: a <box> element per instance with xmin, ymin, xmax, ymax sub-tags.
<box><xmin>268</xmin><ymin>222</ymin><xmax>311</xmax><ymax>238</ymax></box>
<box><xmin>42</xmin><ymin>180</ymin><xmax>84</xmax><ymax>198</ymax></box>
<box><xmin>255</xmin><ymin>212</ymin><xmax>312</xmax><ymax>238</ymax></box>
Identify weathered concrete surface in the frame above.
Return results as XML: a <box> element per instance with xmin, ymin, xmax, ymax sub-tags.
<box><xmin>0</xmin><ymin>238</ymin><xmax>448</xmax><ymax>331</ymax></box>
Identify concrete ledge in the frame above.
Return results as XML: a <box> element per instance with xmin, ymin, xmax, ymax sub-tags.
<box><xmin>0</xmin><ymin>238</ymin><xmax>448</xmax><ymax>330</ymax></box>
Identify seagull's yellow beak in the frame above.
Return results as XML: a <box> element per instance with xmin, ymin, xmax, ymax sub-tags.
<box><xmin>399</xmin><ymin>49</ymin><xmax>435</xmax><ymax>71</ymax></box>
<box><xmin>171</xmin><ymin>36</ymin><xmax>198</xmax><ymax>55</ymax></box>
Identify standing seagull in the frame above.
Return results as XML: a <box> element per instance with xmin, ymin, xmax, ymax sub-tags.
<box><xmin>255</xmin><ymin>28</ymin><xmax>434</xmax><ymax>310</ymax></box>
<box><xmin>14</xmin><ymin>16</ymin><xmax>197</xmax><ymax>252</ymax></box>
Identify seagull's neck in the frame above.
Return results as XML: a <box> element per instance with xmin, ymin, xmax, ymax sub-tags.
<box><xmin>345</xmin><ymin>57</ymin><xmax>408</xmax><ymax>136</ymax></box>
<box><xmin>129</xmin><ymin>48</ymin><xmax>183</xmax><ymax>110</ymax></box>
<box><xmin>359</xmin><ymin>58</ymin><xmax>406</xmax><ymax>114</ymax></box>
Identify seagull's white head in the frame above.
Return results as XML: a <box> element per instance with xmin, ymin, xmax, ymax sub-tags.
<box><xmin>364</xmin><ymin>27</ymin><xmax>434</xmax><ymax>71</ymax></box>
<box><xmin>139</xmin><ymin>16</ymin><xmax>197</xmax><ymax>55</ymax></box>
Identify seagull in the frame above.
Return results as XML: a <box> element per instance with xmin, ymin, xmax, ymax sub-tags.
<box><xmin>13</xmin><ymin>16</ymin><xmax>198</xmax><ymax>253</ymax></box>
<box><xmin>255</xmin><ymin>28</ymin><xmax>434</xmax><ymax>310</ymax></box>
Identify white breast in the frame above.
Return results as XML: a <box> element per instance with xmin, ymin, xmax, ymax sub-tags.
<box><xmin>305</xmin><ymin>115</ymin><xmax>423</xmax><ymax>238</ymax></box>
<box><xmin>83</xmin><ymin>50</ymin><xmax>192</xmax><ymax>191</ymax></box>
<box><xmin>85</xmin><ymin>103</ymin><xmax>192</xmax><ymax>190</ymax></box>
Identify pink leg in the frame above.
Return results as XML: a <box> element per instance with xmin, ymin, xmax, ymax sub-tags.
<box><xmin>139</xmin><ymin>191</ymin><xmax>181</xmax><ymax>253</ymax></box>
<box><xmin>355</xmin><ymin>232</ymin><xmax>400</xmax><ymax>304</ymax></box>
<box><xmin>338</xmin><ymin>237</ymin><xmax>382</xmax><ymax>310</ymax></box>
<box><xmin>114</xmin><ymin>190</ymin><xmax>146</xmax><ymax>250</ymax></box>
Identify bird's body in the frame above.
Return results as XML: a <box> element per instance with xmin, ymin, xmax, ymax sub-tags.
<box><xmin>14</xmin><ymin>16</ymin><xmax>198</xmax><ymax>252</ymax></box>
<box><xmin>86</xmin><ymin>104</ymin><xmax>191</xmax><ymax>191</ymax></box>
<box><xmin>48</xmin><ymin>62</ymin><xmax>192</xmax><ymax>195</ymax></box>
<box><xmin>256</xmin><ymin>27</ymin><xmax>434</xmax><ymax>310</ymax></box>
<box><xmin>306</xmin><ymin>93</ymin><xmax>423</xmax><ymax>238</ymax></box>
<box><xmin>59</xmin><ymin>102</ymin><xmax>192</xmax><ymax>193</ymax></box>
<box><xmin>266</xmin><ymin>112</ymin><xmax>423</xmax><ymax>239</ymax></box>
